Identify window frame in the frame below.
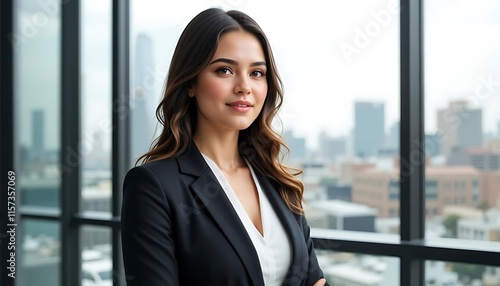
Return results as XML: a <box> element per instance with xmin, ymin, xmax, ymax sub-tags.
<box><xmin>3</xmin><ymin>1</ymin><xmax>127</xmax><ymax>286</ymax></box>
<box><xmin>312</xmin><ymin>1</ymin><xmax>500</xmax><ymax>286</ymax></box>
<box><xmin>0</xmin><ymin>0</ymin><xmax>15</xmax><ymax>285</ymax></box>
<box><xmin>1</xmin><ymin>0</ymin><xmax>499</xmax><ymax>285</ymax></box>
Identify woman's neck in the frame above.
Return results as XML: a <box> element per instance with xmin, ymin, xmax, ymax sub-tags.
<box><xmin>193</xmin><ymin>125</ymin><xmax>245</xmax><ymax>173</ymax></box>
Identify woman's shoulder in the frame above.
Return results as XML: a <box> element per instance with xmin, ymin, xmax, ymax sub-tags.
<box><xmin>126</xmin><ymin>157</ymin><xmax>180</xmax><ymax>182</ymax></box>
<box><xmin>138</xmin><ymin>156</ymin><xmax>179</xmax><ymax>171</ymax></box>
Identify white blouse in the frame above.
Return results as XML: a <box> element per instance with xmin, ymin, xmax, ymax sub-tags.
<box><xmin>201</xmin><ymin>153</ymin><xmax>292</xmax><ymax>286</ymax></box>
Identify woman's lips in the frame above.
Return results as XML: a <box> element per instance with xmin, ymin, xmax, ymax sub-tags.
<box><xmin>226</xmin><ymin>101</ymin><xmax>253</xmax><ymax>113</ymax></box>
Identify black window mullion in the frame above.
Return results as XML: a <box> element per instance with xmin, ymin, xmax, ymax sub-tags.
<box><xmin>111</xmin><ymin>0</ymin><xmax>130</xmax><ymax>284</ymax></box>
<box><xmin>74</xmin><ymin>212</ymin><xmax>121</xmax><ymax>227</ymax></box>
<box><xmin>400</xmin><ymin>0</ymin><xmax>425</xmax><ymax>285</ymax></box>
<box><xmin>312</xmin><ymin>233</ymin><xmax>500</xmax><ymax>267</ymax></box>
<box><xmin>61</xmin><ymin>1</ymin><xmax>81</xmax><ymax>286</ymax></box>
<box><xmin>20</xmin><ymin>207</ymin><xmax>61</xmax><ymax>221</ymax></box>
<box><xmin>0</xmin><ymin>0</ymin><xmax>14</xmax><ymax>285</ymax></box>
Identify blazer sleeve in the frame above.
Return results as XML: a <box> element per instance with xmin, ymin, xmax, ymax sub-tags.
<box><xmin>121</xmin><ymin>166</ymin><xmax>179</xmax><ymax>286</ymax></box>
<box><xmin>301</xmin><ymin>215</ymin><xmax>330</xmax><ymax>286</ymax></box>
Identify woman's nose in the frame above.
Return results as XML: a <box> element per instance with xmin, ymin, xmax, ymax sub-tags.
<box><xmin>233</xmin><ymin>76</ymin><xmax>251</xmax><ymax>95</ymax></box>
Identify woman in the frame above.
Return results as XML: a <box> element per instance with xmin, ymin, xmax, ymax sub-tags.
<box><xmin>121</xmin><ymin>8</ymin><xmax>328</xmax><ymax>286</ymax></box>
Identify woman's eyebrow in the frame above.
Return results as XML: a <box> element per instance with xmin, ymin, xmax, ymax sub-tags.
<box><xmin>209</xmin><ymin>58</ymin><xmax>266</xmax><ymax>67</ymax></box>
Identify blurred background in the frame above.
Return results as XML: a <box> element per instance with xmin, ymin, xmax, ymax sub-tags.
<box><xmin>3</xmin><ymin>0</ymin><xmax>500</xmax><ymax>285</ymax></box>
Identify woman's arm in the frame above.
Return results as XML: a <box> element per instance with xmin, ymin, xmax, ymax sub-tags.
<box><xmin>121</xmin><ymin>166</ymin><xmax>179</xmax><ymax>285</ymax></box>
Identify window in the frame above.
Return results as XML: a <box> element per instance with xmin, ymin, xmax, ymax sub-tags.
<box><xmin>9</xmin><ymin>0</ymin><xmax>126</xmax><ymax>285</ymax></box>
<box><xmin>425</xmin><ymin>180</ymin><xmax>438</xmax><ymax>200</ymax></box>
<box><xmin>81</xmin><ymin>0</ymin><xmax>112</xmax><ymax>214</ymax></box>
<box><xmin>131</xmin><ymin>1</ymin><xmax>399</xmax><ymax>278</ymax></box>
<box><xmin>472</xmin><ymin>180</ymin><xmax>479</xmax><ymax>188</ymax></box>
<box><xmin>81</xmin><ymin>226</ymin><xmax>112</xmax><ymax>286</ymax></box>
<box><xmin>18</xmin><ymin>220</ymin><xmax>60</xmax><ymax>286</ymax></box>
<box><xmin>3</xmin><ymin>0</ymin><xmax>499</xmax><ymax>285</ymax></box>
<box><xmin>16</xmin><ymin>0</ymin><xmax>61</xmax><ymax>210</ymax></box>
<box><xmin>13</xmin><ymin>1</ymin><xmax>62</xmax><ymax>285</ymax></box>
<box><xmin>389</xmin><ymin>180</ymin><xmax>399</xmax><ymax>200</ymax></box>
<box><xmin>424</xmin><ymin>0</ymin><xmax>500</xmax><ymax>245</ymax></box>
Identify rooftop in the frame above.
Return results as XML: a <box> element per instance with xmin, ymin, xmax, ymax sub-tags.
<box><xmin>307</xmin><ymin>200</ymin><xmax>377</xmax><ymax>217</ymax></box>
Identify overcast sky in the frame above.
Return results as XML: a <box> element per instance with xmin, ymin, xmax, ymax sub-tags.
<box><xmin>17</xmin><ymin>0</ymin><xmax>500</xmax><ymax>149</ymax></box>
<box><xmin>129</xmin><ymin>0</ymin><xmax>500</xmax><ymax>147</ymax></box>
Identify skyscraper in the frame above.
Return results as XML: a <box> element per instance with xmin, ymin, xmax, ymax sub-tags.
<box><xmin>283</xmin><ymin>130</ymin><xmax>306</xmax><ymax>163</ymax></box>
<box><xmin>354</xmin><ymin>101</ymin><xmax>385</xmax><ymax>158</ymax></box>
<box><xmin>319</xmin><ymin>131</ymin><xmax>346</xmax><ymax>163</ymax></box>
<box><xmin>437</xmin><ymin>100</ymin><xmax>483</xmax><ymax>156</ymax></box>
<box><xmin>131</xmin><ymin>33</ymin><xmax>156</xmax><ymax>163</ymax></box>
<box><xmin>32</xmin><ymin>109</ymin><xmax>45</xmax><ymax>161</ymax></box>
<box><xmin>388</xmin><ymin>121</ymin><xmax>399</xmax><ymax>151</ymax></box>
<box><xmin>425</xmin><ymin>133</ymin><xmax>442</xmax><ymax>157</ymax></box>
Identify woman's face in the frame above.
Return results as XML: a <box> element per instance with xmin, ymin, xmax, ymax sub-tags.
<box><xmin>190</xmin><ymin>30</ymin><xmax>268</xmax><ymax>132</ymax></box>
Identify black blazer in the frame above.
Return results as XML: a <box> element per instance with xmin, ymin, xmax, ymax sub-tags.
<box><xmin>121</xmin><ymin>143</ymin><xmax>328</xmax><ymax>286</ymax></box>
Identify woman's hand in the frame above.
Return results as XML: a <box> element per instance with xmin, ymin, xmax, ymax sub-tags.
<box><xmin>313</xmin><ymin>278</ymin><xmax>326</xmax><ymax>286</ymax></box>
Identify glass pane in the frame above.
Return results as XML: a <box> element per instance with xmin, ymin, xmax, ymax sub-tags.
<box><xmin>81</xmin><ymin>0</ymin><xmax>112</xmax><ymax>213</ymax></box>
<box><xmin>81</xmin><ymin>226</ymin><xmax>114</xmax><ymax>286</ymax></box>
<box><xmin>18</xmin><ymin>220</ymin><xmax>60</xmax><ymax>286</ymax></box>
<box><xmin>129</xmin><ymin>1</ymin><xmax>165</xmax><ymax>165</ymax></box>
<box><xmin>131</xmin><ymin>0</ymin><xmax>400</xmax><ymax>234</ymax></box>
<box><xmin>317</xmin><ymin>250</ymin><xmax>399</xmax><ymax>285</ymax></box>
<box><xmin>424</xmin><ymin>1</ymin><xmax>500</xmax><ymax>241</ymax></box>
<box><xmin>426</xmin><ymin>261</ymin><xmax>500</xmax><ymax>286</ymax></box>
<box><xmin>15</xmin><ymin>0</ymin><xmax>61</xmax><ymax>208</ymax></box>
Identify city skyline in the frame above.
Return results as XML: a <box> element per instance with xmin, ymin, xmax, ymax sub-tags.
<box><xmin>16</xmin><ymin>0</ymin><xmax>500</xmax><ymax>151</ymax></box>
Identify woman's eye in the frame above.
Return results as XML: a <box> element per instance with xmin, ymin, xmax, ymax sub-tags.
<box><xmin>251</xmin><ymin>70</ymin><xmax>264</xmax><ymax>77</ymax></box>
<box><xmin>217</xmin><ymin>67</ymin><xmax>232</xmax><ymax>75</ymax></box>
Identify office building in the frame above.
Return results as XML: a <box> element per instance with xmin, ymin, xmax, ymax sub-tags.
<box><xmin>339</xmin><ymin>161</ymin><xmax>376</xmax><ymax>185</ymax></box>
<box><xmin>319</xmin><ymin>132</ymin><xmax>346</xmax><ymax>163</ymax></box>
<box><xmin>282</xmin><ymin>129</ymin><xmax>307</xmax><ymax>164</ymax></box>
<box><xmin>448</xmin><ymin>147</ymin><xmax>500</xmax><ymax>171</ymax></box>
<box><xmin>437</xmin><ymin>100</ymin><xmax>483</xmax><ymax>157</ymax></box>
<box><xmin>131</xmin><ymin>33</ymin><xmax>156</xmax><ymax>163</ymax></box>
<box><xmin>306</xmin><ymin>200</ymin><xmax>376</xmax><ymax>232</ymax></box>
<box><xmin>32</xmin><ymin>109</ymin><xmax>45</xmax><ymax>162</ymax></box>
<box><xmin>425</xmin><ymin>133</ymin><xmax>442</xmax><ymax>157</ymax></box>
<box><xmin>446</xmin><ymin>147</ymin><xmax>500</xmax><ymax>207</ymax></box>
<box><xmin>326</xmin><ymin>184</ymin><xmax>352</xmax><ymax>202</ymax></box>
<box><xmin>457</xmin><ymin>209</ymin><xmax>500</xmax><ymax>242</ymax></box>
<box><xmin>354</xmin><ymin>101</ymin><xmax>385</xmax><ymax>158</ymax></box>
<box><xmin>388</xmin><ymin>121</ymin><xmax>399</xmax><ymax>151</ymax></box>
<box><xmin>352</xmin><ymin>166</ymin><xmax>481</xmax><ymax>218</ymax></box>
<box><xmin>485</xmin><ymin>138</ymin><xmax>500</xmax><ymax>153</ymax></box>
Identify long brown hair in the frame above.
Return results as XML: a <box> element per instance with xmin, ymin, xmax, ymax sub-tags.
<box><xmin>138</xmin><ymin>8</ymin><xmax>304</xmax><ymax>214</ymax></box>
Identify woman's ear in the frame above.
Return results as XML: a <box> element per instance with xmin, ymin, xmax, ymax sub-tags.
<box><xmin>187</xmin><ymin>83</ymin><xmax>195</xmax><ymax>98</ymax></box>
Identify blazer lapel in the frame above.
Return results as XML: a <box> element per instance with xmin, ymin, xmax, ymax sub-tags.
<box><xmin>255</xmin><ymin>172</ymin><xmax>308</xmax><ymax>285</ymax></box>
<box><xmin>177</xmin><ymin>143</ymin><xmax>265</xmax><ymax>286</ymax></box>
